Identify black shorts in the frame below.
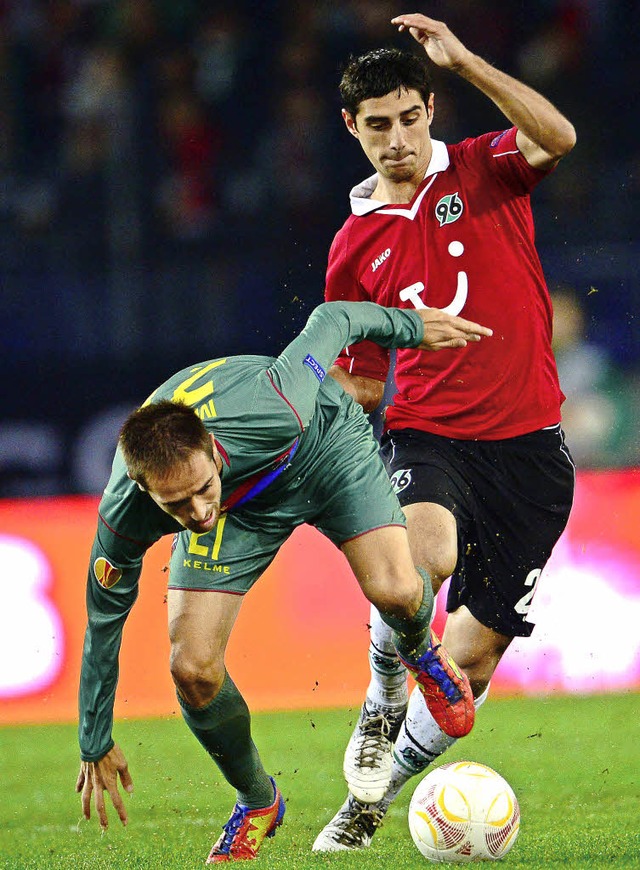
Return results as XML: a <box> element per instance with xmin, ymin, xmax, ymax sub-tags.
<box><xmin>380</xmin><ymin>425</ymin><xmax>575</xmax><ymax>637</ymax></box>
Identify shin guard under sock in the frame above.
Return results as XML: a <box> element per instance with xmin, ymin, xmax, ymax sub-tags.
<box><xmin>178</xmin><ymin>671</ymin><xmax>273</xmax><ymax>808</ymax></box>
<box><xmin>378</xmin><ymin>567</ymin><xmax>434</xmax><ymax>661</ymax></box>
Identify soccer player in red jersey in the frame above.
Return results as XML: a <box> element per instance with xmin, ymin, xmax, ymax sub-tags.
<box><xmin>314</xmin><ymin>12</ymin><xmax>577</xmax><ymax>852</ymax></box>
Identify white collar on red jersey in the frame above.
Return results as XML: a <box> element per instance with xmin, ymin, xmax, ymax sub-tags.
<box><xmin>349</xmin><ymin>139</ymin><xmax>449</xmax><ymax>216</ymax></box>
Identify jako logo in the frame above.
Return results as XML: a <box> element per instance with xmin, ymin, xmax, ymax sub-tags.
<box><xmin>94</xmin><ymin>557</ymin><xmax>123</xmax><ymax>589</ymax></box>
<box><xmin>372</xmin><ymin>248</ymin><xmax>391</xmax><ymax>272</ymax></box>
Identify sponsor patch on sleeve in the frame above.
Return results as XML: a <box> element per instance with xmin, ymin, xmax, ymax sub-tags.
<box><xmin>303</xmin><ymin>353</ymin><xmax>326</xmax><ymax>382</ymax></box>
<box><xmin>94</xmin><ymin>557</ymin><xmax>123</xmax><ymax>589</ymax></box>
<box><xmin>490</xmin><ymin>130</ymin><xmax>509</xmax><ymax>147</ymax></box>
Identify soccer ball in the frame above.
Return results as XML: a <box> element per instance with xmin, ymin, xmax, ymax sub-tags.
<box><xmin>408</xmin><ymin>761</ymin><xmax>520</xmax><ymax>862</ymax></box>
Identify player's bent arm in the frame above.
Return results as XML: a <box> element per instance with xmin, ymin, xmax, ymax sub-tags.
<box><xmin>392</xmin><ymin>13</ymin><xmax>576</xmax><ymax>169</ymax></box>
<box><xmin>328</xmin><ymin>365</ymin><xmax>385</xmax><ymax>413</ymax></box>
<box><xmin>459</xmin><ymin>55</ymin><xmax>576</xmax><ymax>168</ymax></box>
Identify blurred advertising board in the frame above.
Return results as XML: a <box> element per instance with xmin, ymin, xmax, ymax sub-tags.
<box><xmin>1</xmin><ymin>470</ymin><xmax>639</xmax><ymax>725</ymax></box>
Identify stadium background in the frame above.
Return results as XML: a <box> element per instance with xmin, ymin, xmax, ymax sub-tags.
<box><xmin>1</xmin><ymin>0</ymin><xmax>639</xmax><ymax>722</ymax></box>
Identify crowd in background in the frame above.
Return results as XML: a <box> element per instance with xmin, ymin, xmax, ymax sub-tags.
<box><xmin>0</xmin><ymin>0</ymin><xmax>638</xmax><ymax>495</ymax></box>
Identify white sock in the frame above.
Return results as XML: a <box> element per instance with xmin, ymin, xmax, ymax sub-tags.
<box><xmin>364</xmin><ymin>605</ymin><xmax>408</xmax><ymax>711</ymax></box>
<box><xmin>383</xmin><ymin>683</ymin><xmax>490</xmax><ymax>804</ymax></box>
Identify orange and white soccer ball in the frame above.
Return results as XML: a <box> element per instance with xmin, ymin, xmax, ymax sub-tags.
<box><xmin>408</xmin><ymin>761</ymin><xmax>520</xmax><ymax>862</ymax></box>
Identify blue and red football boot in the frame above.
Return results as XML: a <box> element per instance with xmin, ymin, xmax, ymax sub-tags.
<box><xmin>206</xmin><ymin>777</ymin><xmax>285</xmax><ymax>863</ymax></box>
<box><xmin>397</xmin><ymin>629</ymin><xmax>475</xmax><ymax>738</ymax></box>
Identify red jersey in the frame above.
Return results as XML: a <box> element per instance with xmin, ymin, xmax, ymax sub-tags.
<box><xmin>325</xmin><ymin>127</ymin><xmax>564</xmax><ymax>440</ymax></box>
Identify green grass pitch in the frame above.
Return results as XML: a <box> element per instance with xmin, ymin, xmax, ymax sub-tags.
<box><xmin>1</xmin><ymin>693</ymin><xmax>638</xmax><ymax>869</ymax></box>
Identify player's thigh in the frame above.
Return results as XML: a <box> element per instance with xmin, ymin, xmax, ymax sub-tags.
<box><xmin>167</xmin><ymin>517</ymin><xmax>289</xmax><ymax>685</ymax></box>
<box><xmin>312</xmin><ymin>415</ymin><xmax>407</xmax><ymax>545</ymax></box>
<box><xmin>381</xmin><ymin>429</ymin><xmax>470</xmax><ymax>579</ymax></box>
<box><xmin>449</xmin><ymin>429</ymin><xmax>575</xmax><ymax>637</ymax></box>
<box><xmin>167</xmin><ymin>586</ymin><xmax>244</xmax><ymax>672</ymax></box>
<box><xmin>341</xmin><ymin>524</ymin><xmax>419</xmax><ymax>611</ymax></box>
<box><xmin>403</xmin><ymin>502</ymin><xmax>458</xmax><ymax>589</ymax></box>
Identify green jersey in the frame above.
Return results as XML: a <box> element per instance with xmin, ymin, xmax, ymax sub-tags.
<box><xmin>79</xmin><ymin>302</ymin><xmax>424</xmax><ymax>760</ymax></box>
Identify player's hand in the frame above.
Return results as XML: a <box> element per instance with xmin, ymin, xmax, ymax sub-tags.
<box><xmin>416</xmin><ymin>308</ymin><xmax>492</xmax><ymax>350</ymax></box>
<box><xmin>76</xmin><ymin>743</ymin><xmax>133</xmax><ymax>829</ymax></box>
<box><xmin>391</xmin><ymin>13</ymin><xmax>471</xmax><ymax>71</ymax></box>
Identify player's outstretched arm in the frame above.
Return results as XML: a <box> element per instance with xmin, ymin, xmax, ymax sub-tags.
<box><xmin>267</xmin><ymin>301</ymin><xmax>490</xmax><ymax>428</ymax></box>
<box><xmin>76</xmin><ymin>743</ymin><xmax>133</xmax><ymax>829</ymax></box>
<box><xmin>416</xmin><ymin>308</ymin><xmax>493</xmax><ymax>351</ymax></box>
<box><xmin>391</xmin><ymin>12</ymin><xmax>576</xmax><ymax>168</ymax></box>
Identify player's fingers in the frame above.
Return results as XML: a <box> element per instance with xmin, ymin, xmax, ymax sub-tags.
<box><xmin>456</xmin><ymin>319</ymin><xmax>493</xmax><ymax>337</ymax></box>
<box><xmin>420</xmin><ymin>309</ymin><xmax>492</xmax><ymax>337</ymax></box>
<box><xmin>107</xmin><ymin>783</ymin><xmax>129</xmax><ymax>827</ymax></box>
<box><xmin>94</xmin><ymin>785</ymin><xmax>109</xmax><ymax>830</ymax></box>
<box><xmin>118</xmin><ymin>763</ymin><xmax>134</xmax><ymax>794</ymax></box>
<box><xmin>81</xmin><ymin>776</ymin><xmax>92</xmax><ymax>820</ymax></box>
<box><xmin>436</xmin><ymin>337</ymin><xmax>467</xmax><ymax>349</ymax></box>
<box><xmin>391</xmin><ymin>14</ymin><xmax>431</xmax><ymax>25</ymax></box>
<box><xmin>440</xmin><ymin>327</ymin><xmax>482</xmax><ymax>345</ymax></box>
<box><xmin>75</xmin><ymin>768</ymin><xmax>85</xmax><ymax>793</ymax></box>
<box><xmin>392</xmin><ymin>15</ymin><xmax>435</xmax><ymax>31</ymax></box>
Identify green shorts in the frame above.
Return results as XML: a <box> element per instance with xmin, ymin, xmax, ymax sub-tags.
<box><xmin>168</xmin><ymin>399</ymin><xmax>406</xmax><ymax>594</ymax></box>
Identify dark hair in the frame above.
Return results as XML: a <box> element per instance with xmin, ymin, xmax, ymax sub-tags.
<box><xmin>340</xmin><ymin>47</ymin><xmax>433</xmax><ymax>118</ymax></box>
<box><xmin>119</xmin><ymin>399</ymin><xmax>212</xmax><ymax>488</ymax></box>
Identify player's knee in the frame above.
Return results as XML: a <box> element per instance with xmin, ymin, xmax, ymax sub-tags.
<box><xmin>418</xmin><ymin>549</ymin><xmax>456</xmax><ymax>592</ymax></box>
<box><xmin>170</xmin><ymin>650</ymin><xmax>225</xmax><ymax>706</ymax></box>
<box><xmin>367</xmin><ymin>575</ymin><xmax>419</xmax><ymax>619</ymax></box>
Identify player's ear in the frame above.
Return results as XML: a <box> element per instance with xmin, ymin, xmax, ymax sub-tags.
<box><xmin>126</xmin><ymin>470</ymin><xmax>146</xmax><ymax>492</ymax></box>
<box><xmin>209</xmin><ymin>433</ymin><xmax>222</xmax><ymax>472</ymax></box>
<box><xmin>426</xmin><ymin>93</ymin><xmax>435</xmax><ymax>125</ymax></box>
<box><xmin>342</xmin><ymin>108</ymin><xmax>360</xmax><ymax>138</ymax></box>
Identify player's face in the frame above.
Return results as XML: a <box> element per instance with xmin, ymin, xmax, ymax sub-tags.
<box><xmin>344</xmin><ymin>88</ymin><xmax>434</xmax><ymax>186</ymax></box>
<box><xmin>144</xmin><ymin>435</ymin><xmax>223</xmax><ymax>534</ymax></box>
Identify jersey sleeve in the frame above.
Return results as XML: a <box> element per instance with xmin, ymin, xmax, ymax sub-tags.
<box><xmin>78</xmin><ymin>531</ymin><xmax>142</xmax><ymax>761</ymax></box>
<box><xmin>78</xmin><ymin>464</ymin><xmax>173</xmax><ymax>761</ymax></box>
<box><xmin>266</xmin><ymin>301</ymin><xmax>423</xmax><ymax>429</ymax></box>
<box><xmin>461</xmin><ymin>127</ymin><xmax>551</xmax><ymax>195</ymax></box>
<box><xmin>325</xmin><ymin>230</ymin><xmax>391</xmax><ymax>381</ymax></box>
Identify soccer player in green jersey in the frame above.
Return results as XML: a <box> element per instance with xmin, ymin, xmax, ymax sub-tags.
<box><xmin>75</xmin><ymin>301</ymin><xmax>491</xmax><ymax>863</ymax></box>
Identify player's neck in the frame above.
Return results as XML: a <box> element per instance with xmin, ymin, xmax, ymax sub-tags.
<box><xmin>372</xmin><ymin>177</ymin><xmax>422</xmax><ymax>204</ymax></box>
<box><xmin>371</xmin><ymin>138</ymin><xmax>433</xmax><ymax>204</ymax></box>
